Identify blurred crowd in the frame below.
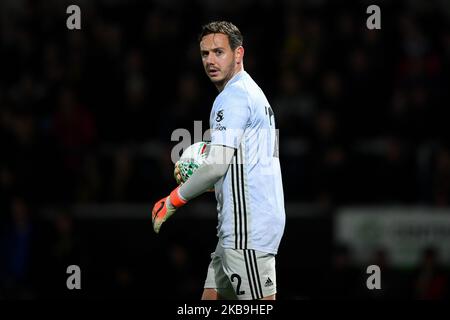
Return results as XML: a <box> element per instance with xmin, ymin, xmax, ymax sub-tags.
<box><xmin>1</xmin><ymin>0</ymin><xmax>450</xmax><ymax>299</ymax></box>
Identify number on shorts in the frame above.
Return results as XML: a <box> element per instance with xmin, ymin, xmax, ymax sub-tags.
<box><xmin>231</xmin><ymin>273</ymin><xmax>245</xmax><ymax>295</ymax></box>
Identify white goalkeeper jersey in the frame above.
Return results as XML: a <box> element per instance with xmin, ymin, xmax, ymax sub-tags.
<box><xmin>209</xmin><ymin>70</ymin><xmax>286</xmax><ymax>255</ymax></box>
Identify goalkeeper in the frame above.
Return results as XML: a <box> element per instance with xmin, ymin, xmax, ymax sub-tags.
<box><xmin>151</xmin><ymin>21</ymin><xmax>286</xmax><ymax>300</ymax></box>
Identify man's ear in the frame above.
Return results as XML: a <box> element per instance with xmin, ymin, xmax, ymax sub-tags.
<box><xmin>235</xmin><ymin>46</ymin><xmax>244</xmax><ymax>64</ymax></box>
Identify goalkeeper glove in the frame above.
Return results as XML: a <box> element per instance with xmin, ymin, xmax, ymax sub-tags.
<box><xmin>151</xmin><ymin>186</ymin><xmax>187</xmax><ymax>234</ymax></box>
<box><xmin>174</xmin><ymin>161</ymin><xmax>183</xmax><ymax>185</ymax></box>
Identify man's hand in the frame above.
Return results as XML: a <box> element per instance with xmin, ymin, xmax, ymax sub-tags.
<box><xmin>151</xmin><ymin>187</ymin><xmax>187</xmax><ymax>234</ymax></box>
<box><xmin>152</xmin><ymin>196</ymin><xmax>177</xmax><ymax>234</ymax></box>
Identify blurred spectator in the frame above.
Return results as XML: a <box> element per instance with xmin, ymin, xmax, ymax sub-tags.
<box><xmin>311</xmin><ymin>110</ymin><xmax>348</xmax><ymax>206</ymax></box>
<box><xmin>51</xmin><ymin>211</ymin><xmax>79</xmax><ymax>267</ymax></box>
<box><xmin>320</xmin><ymin>244</ymin><xmax>357</xmax><ymax>299</ymax></box>
<box><xmin>165</xmin><ymin>242</ymin><xmax>198</xmax><ymax>299</ymax></box>
<box><xmin>76</xmin><ymin>154</ymin><xmax>101</xmax><ymax>203</ymax></box>
<box><xmin>432</xmin><ymin>147</ymin><xmax>450</xmax><ymax>206</ymax></box>
<box><xmin>0</xmin><ymin>197</ymin><xmax>33</xmax><ymax>298</ymax></box>
<box><xmin>51</xmin><ymin>87</ymin><xmax>97</xmax><ymax>202</ymax></box>
<box><xmin>375</xmin><ymin>137</ymin><xmax>415</xmax><ymax>203</ymax></box>
<box><xmin>274</xmin><ymin>71</ymin><xmax>316</xmax><ymax>138</ymax></box>
<box><xmin>52</xmin><ymin>87</ymin><xmax>96</xmax><ymax>152</ymax></box>
<box><xmin>109</xmin><ymin>148</ymin><xmax>135</xmax><ymax>201</ymax></box>
<box><xmin>411</xmin><ymin>247</ymin><xmax>449</xmax><ymax>300</ymax></box>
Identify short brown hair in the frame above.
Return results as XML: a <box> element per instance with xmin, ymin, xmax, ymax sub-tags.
<box><xmin>199</xmin><ymin>21</ymin><xmax>243</xmax><ymax>50</ymax></box>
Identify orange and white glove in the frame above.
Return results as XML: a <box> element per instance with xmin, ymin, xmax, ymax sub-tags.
<box><xmin>151</xmin><ymin>186</ymin><xmax>187</xmax><ymax>234</ymax></box>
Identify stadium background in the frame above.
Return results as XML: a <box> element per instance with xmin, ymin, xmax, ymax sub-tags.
<box><xmin>1</xmin><ymin>0</ymin><xmax>450</xmax><ymax>299</ymax></box>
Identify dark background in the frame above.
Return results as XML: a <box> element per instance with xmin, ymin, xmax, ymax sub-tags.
<box><xmin>1</xmin><ymin>0</ymin><xmax>450</xmax><ymax>299</ymax></box>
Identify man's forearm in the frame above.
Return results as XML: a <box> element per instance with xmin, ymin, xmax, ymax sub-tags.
<box><xmin>178</xmin><ymin>145</ymin><xmax>235</xmax><ymax>201</ymax></box>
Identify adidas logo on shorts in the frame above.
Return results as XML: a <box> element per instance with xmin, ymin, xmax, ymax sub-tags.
<box><xmin>264</xmin><ymin>277</ymin><xmax>274</xmax><ymax>287</ymax></box>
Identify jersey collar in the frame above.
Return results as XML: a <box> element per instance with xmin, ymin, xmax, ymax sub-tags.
<box><xmin>224</xmin><ymin>70</ymin><xmax>247</xmax><ymax>90</ymax></box>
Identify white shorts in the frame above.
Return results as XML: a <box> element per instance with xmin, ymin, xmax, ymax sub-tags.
<box><xmin>203</xmin><ymin>240</ymin><xmax>277</xmax><ymax>300</ymax></box>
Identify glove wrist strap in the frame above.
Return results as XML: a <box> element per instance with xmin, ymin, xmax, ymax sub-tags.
<box><xmin>170</xmin><ymin>186</ymin><xmax>187</xmax><ymax>208</ymax></box>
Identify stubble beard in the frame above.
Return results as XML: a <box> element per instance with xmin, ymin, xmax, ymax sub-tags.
<box><xmin>210</xmin><ymin>61</ymin><xmax>236</xmax><ymax>91</ymax></box>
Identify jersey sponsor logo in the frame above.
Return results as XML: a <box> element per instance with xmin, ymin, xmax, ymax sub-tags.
<box><xmin>216</xmin><ymin>109</ymin><xmax>224</xmax><ymax>122</ymax></box>
<box><xmin>214</xmin><ymin>123</ymin><xmax>227</xmax><ymax>131</ymax></box>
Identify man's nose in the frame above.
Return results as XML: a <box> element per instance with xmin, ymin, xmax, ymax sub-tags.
<box><xmin>205</xmin><ymin>54</ymin><xmax>215</xmax><ymax>65</ymax></box>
